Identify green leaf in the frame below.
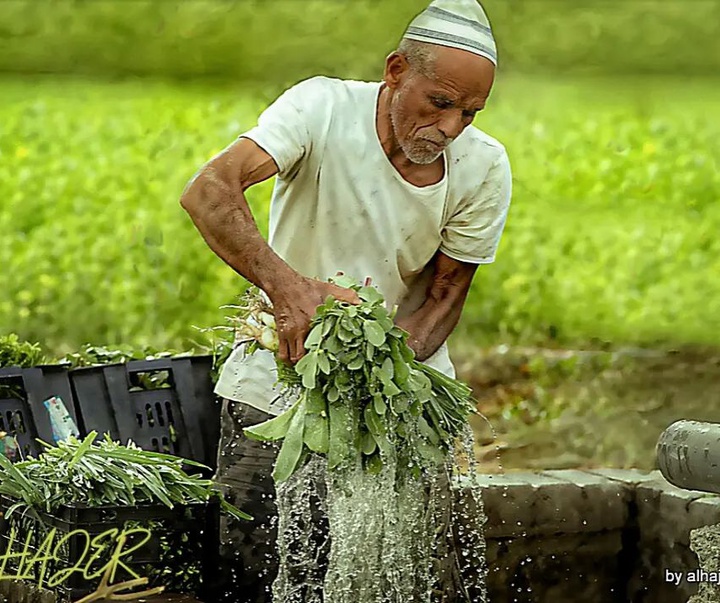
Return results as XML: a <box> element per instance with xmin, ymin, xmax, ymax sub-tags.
<box><xmin>400</xmin><ymin>342</ymin><xmax>415</xmax><ymax>362</ymax></box>
<box><xmin>416</xmin><ymin>441</ymin><xmax>445</xmax><ymax>467</ymax></box>
<box><xmin>328</xmin><ymin>403</ymin><xmax>351</xmax><ymax>469</ymax></box>
<box><xmin>67</xmin><ymin>432</ymin><xmax>98</xmax><ymax>471</ymax></box>
<box><xmin>373</xmin><ymin>394</ymin><xmax>387</xmax><ymax>415</ymax></box>
<box><xmin>306</xmin><ymin>389</ymin><xmax>326</xmax><ymax>414</ymax></box>
<box><xmin>273</xmin><ymin>398</ymin><xmax>307</xmax><ymax>483</ymax></box>
<box><xmin>392</xmin><ymin>354</ymin><xmax>410</xmax><ymax>386</ymax></box>
<box><xmin>324</xmin><ymin>335</ymin><xmax>343</xmax><ymax>355</ymax></box>
<box><xmin>337</xmin><ymin>327</ymin><xmax>355</xmax><ymax>342</ymax></box>
<box><xmin>383</xmin><ymin>381</ymin><xmax>401</xmax><ymax>397</ymax></box>
<box><xmin>347</xmin><ymin>355</ymin><xmax>364</xmax><ymax>370</ymax></box>
<box><xmin>363</xmin><ymin>405</ymin><xmax>390</xmax><ymax>456</ymax></box>
<box><xmin>417</xmin><ymin>415</ymin><xmax>440</xmax><ymax>445</ymax></box>
<box><xmin>370</xmin><ymin>308</ymin><xmax>394</xmax><ymax>331</ymax></box>
<box><xmin>327</xmin><ymin>386</ymin><xmax>340</xmax><ymax>403</ymax></box>
<box><xmin>304</xmin><ymin>413</ymin><xmax>329</xmax><ymax>454</ymax></box>
<box><xmin>389</xmin><ymin>326</ymin><xmax>405</xmax><ymax>338</ymax></box>
<box><xmin>244</xmin><ymin>399</ymin><xmax>300</xmax><ymax>441</ymax></box>
<box><xmin>380</xmin><ymin>357</ymin><xmax>394</xmax><ymax>381</ymax></box>
<box><xmin>317</xmin><ymin>350</ymin><xmax>331</xmax><ymax>375</ymax></box>
<box><xmin>304</xmin><ymin>324</ymin><xmax>324</xmax><ymax>349</ymax></box>
<box><xmin>321</xmin><ymin>316</ymin><xmax>337</xmax><ymax>337</ymax></box>
<box><xmin>361</xmin><ymin>431</ymin><xmax>377</xmax><ymax>455</ymax></box>
<box><xmin>358</xmin><ymin>286</ymin><xmax>384</xmax><ymax>305</ymax></box>
<box><xmin>296</xmin><ymin>351</ymin><xmax>319</xmax><ymax>389</ymax></box>
<box><xmin>340</xmin><ymin>315</ymin><xmax>358</xmax><ymax>331</ymax></box>
<box><xmin>329</xmin><ymin>274</ymin><xmax>359</xmax><ymax>290</ymax></box>
<box><xmin>365</xmin><ymin>454</ymin><xmax>383</xmax><ymax>474</ymax></box>
<box><xmin>363</xmin><ymin>321</ymin><xmax>386</xmax><ymax>346</ymax></box>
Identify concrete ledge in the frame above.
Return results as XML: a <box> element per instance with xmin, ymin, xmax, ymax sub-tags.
<box><xmin>470</xmin><ymin>468</ymin><xmax>720</xmax><ymax>603</ymax></box>
<box><xmin>475</xmin><ymin>469</ymin><xmax>629</xmax><ymax>538</ymax></box>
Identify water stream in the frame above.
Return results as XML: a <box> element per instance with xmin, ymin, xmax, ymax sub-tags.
<box><xmin>271</xmin><ymin>421</ymin><xmax>491</xmax><ymax>603</ymax></box>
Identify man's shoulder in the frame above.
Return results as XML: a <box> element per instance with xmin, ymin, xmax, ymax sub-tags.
<box><xmin>454</xmin><ymin>124</ymin><xmax>507</xmax><ymax>160</ymax></box>
<box><xmin>285</xmin><ymin>75</ymin><xmax>377</xmax><ymax>103</ymax></box>
<box><xmin>447</xmin><ymin>126</ymin><xmax>510</xmax><ymax>194</ymax></box>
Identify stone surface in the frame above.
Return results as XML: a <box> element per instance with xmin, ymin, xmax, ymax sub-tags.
<box><xmin>688</xmin><ymin>524</ymin><xmax>720</xmax><ymax>603</ymax></box>
<box><xmin>585</xmin><ymin>467</ymin><xmax>659</xmax><ymax>485</ymax></box>
<box><xmin>475</xmin><ymin>469</ymin><xmax>720</xmax><ymax>603</ymax></box>
<box><xmin>485</xmin><ymin>532</ymin><xmax>626</xmax><ymax>603</ymax></box>
<box><xmin>476</xmin><ymin>470</ymin><xmax>629</xmax><ymax>539</ymax></box>
<box><xmin>635</xmin><ymin>477</ymin><xmax>712</xmax><ymax>545</ymax></box>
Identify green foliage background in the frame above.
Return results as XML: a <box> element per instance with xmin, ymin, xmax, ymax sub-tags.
<box><xmin>1</xmin><ymin>0</ymin><xmax>719</xmax><ymax>357</ymax></box>
<box><xmin>1</xmin><ymin>0</ymin><xmax>719</xmax><ymax>84</ymax></box>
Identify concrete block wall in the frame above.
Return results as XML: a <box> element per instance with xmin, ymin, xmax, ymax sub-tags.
<box><xmin>474</xmin><ymin>469</ymin><xmax>720</xmax><ymax>603</ymax></box>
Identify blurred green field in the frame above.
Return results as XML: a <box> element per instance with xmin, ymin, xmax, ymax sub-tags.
<box><xmin>2</xmin><ymin>0</ymin><xmax>719</xmax><ymax>82</ymax></box>
<box><xmin>1</xmin><ymin>73</ymin><xmax>718</xmax><ymax>357</ymax></box>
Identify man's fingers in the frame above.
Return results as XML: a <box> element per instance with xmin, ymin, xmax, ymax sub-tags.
<box><xmin>290</xmin><ymin>335</ymin><xmax>306</xmax><ymax>365</ymax></box>
<box><xmin>277</xmin><ymin>334</ymin><xmax>291</xmax><ymax>366</ymax></box>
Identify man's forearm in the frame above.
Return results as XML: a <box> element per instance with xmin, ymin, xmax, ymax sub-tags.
<box><xmin>395</xmin><ymin>252</ymin><xmax>478</xmax><ymax>362</ymax></box>
<box><xmin>180</xmin><ymin>168</ymin><xmax>297</xmax><ymax>299</ymax></box>
<box><xmin>396</xmin><ymin>292</ymin><xmax>463</xmax><ymax>362</ymax></box>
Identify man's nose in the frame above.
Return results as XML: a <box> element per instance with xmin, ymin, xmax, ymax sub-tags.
<box><xmin>437</xmin><ymin>112</ymin><xmax>465</xmax><ymax>141</ymax></box>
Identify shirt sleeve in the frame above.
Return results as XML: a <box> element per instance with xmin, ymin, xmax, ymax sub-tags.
<box><xmin>238</xmin><ymin>77</ymin><xmax>325</xmax><ymax>179</ymax></box>
<box><xmin>439</xmin><ymin>147</ymin><xmax>512</xmax><ymax>264</ymax></box>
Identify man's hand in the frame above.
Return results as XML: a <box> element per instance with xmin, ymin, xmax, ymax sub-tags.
<box><xmin>271</xmin><ymin>273</ymin><xmax>361</xmax><ymax>366</ymax></box>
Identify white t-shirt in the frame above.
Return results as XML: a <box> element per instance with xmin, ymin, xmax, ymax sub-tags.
<box><xmin>214</xmin><ymin>76</ymin><xmax>512</xmax><ymax>416</ymax></box>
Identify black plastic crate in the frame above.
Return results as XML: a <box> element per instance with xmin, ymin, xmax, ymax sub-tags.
<box><xmin>0</xmin><ymin>365</ymin><xmax>77</xmax><ymax>459</ymax></box>
<box><xmin>0</xmin><ymin>493</ymin><xmax>220</xmax><ymax>601</ymax></box>
<box><xmin>69</xmin><ymin>356</ymin><xmax>220</xmax><ymax>475</ymax></box>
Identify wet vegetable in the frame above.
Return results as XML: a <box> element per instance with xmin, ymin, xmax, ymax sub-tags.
<box><xmin>0</xmin><ymin>431</ymin><xmax>251</xmax><ymax>521</ymax></box>
<box><xmin>229</xmin><ymin>276</ymin><xmax>477</xmax><ymax>483</ymax></box>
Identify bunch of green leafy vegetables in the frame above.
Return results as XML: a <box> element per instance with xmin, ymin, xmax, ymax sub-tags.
<box><xmin>0</xmin><ymin>333</ymin><xmax>47</xmax><ymax>369</ymax></box>
<box><xmin>0</xmin><ymin>431</ymin><xmax>250</xmax><ymax>521</ymax></box>
<box><xmin>240</xmin><ymin>276</ymin><xmax>478</xmax><ymax>483</ymax></box>
<box><xmin>55</xmin><ymin>343</ymin><xmax>195</xmax><ymax>369</ymax></box>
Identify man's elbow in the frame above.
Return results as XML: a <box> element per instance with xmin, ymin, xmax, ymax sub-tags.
<box><xmin>179</xmin><ymin>171</ymin><xmax>206</xmax><ymax>215</ymax></box>
<box><xmin>180</xmin><ymin>168</ymin><xmax>230</xmax><ymax>219</ymax></box>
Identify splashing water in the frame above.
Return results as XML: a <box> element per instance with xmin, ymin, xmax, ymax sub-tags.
<box><xmin>271</xmin><ymin>418</ymin><xmax>490</xmax><ymax>603</ymax></box>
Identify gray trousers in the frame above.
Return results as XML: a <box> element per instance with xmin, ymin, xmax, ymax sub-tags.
<box><xmin>212</xmin><ymin>399</ymin><xmax>281</xmax><ymax>603</ymax></box>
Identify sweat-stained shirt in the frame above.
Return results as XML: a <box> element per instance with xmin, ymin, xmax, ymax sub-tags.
<box><xmin>214</xmin><ymin>75</ymin><xmax>512</xmax><ymax>417</ymax></box>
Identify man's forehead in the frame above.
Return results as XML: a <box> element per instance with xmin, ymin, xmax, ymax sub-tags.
<box><xmin>419</xmin><ymin>47</ymin><xmax>494</xmax><ymax>101</ymax></box>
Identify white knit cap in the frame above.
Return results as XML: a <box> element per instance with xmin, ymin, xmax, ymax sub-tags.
<box><xmin>402</xmin><ymin>0</ymin><xmax>497</xmax><ymax>66</ymax></box>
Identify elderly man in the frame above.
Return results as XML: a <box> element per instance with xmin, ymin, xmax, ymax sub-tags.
<box><xmin>181</xmin><ymin>0</ymin><xmax>511</xmax><ymax>600</ymax></box>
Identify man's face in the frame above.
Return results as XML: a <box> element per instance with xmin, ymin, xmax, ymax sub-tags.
<box><xmin>387</xmin><ymin>45</ymin><xmax>495</xmax><ymax>165</ymax></box>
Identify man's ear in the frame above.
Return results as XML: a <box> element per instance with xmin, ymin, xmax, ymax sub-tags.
<box><xmin>383</xmin><ymin>51</ymin><xmax>410</xmax><ymax>90</ymax></box>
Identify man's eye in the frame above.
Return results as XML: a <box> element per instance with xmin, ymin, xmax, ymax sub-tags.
<box><xmin>431</xmin><ymin>99</ymin><xmax>451</xmax><ymax>109</ymax></box>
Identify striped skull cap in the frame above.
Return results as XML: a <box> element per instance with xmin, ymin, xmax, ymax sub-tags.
<box><xmin>402</xmin><ymin>0</ymin><xmax>497</xmax><ymax>66</ymax></box>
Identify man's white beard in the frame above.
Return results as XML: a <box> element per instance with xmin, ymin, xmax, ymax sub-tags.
<box><xmin>402</xmin><ymin>142</ymin><xmax>442</xmax><ymax>165</ymax></box>
<box><xmin>390</xmin><ymin>98</ymin><xmax>443</xmax><ymax>166</ymax></box>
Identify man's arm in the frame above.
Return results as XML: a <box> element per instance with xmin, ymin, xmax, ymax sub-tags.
<box><xmin>180</xmin><ymin>137</ymin><xmax>360</xmax><ymax>365</ymax></box>
<box><xmin>395</xmin><ymin>251</ymin><xmax>478</xmax><ymax>362</ymax></box>
<box><xmin>180</xmin><ymin>137</ymin><xmax>291</xmax><ymax>297</ymax></box>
